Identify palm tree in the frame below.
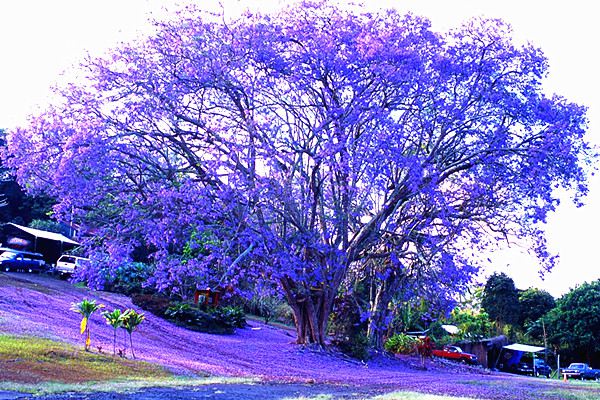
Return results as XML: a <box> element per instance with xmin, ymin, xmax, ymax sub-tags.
<box><xmin>122</xmin><ymin>309</ymin><xmax>145</xmax><ymax>359</ymax></box>
<box><xmin>71</xmin><ymin>299</ymin><xmax>104</xmax><ymax>351</ymax></box>
<box><xmin>102</xmin><ymin>308</ymin><xmax>129</xmax><ymax>356</ymax></box>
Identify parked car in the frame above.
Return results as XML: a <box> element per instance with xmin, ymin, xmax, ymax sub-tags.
<box><xmin>432</xmin><ymin>346</ymin><xmax>478</xmax><ymax>365</ymax></box>
<box><xmin>562</xmin><ymin>363</ymin><xmax>600</xmax><ymax>380</ymax></box>
<box><xmin>55</xmin><ymin>255</ymin><xmax>90</xmax><ymax>276</ymax></box>
<box><xmin>533</xmin><ymin>359</ymin><xmax>552</xmax><ymax>378</ymax></box>
<box><xmin>0</xmin><ymin>249</ymin><xmax>46</xmax><ymax>273</ymax></box>
<box><xmin>515</xmin><ymin>362</ymin><xmax>534</xmax><ymax>376</ymax></box>
<box><xmin>516</xmin><ymin>359</ymin><xmax>552</xmax><ymax>378</ymax></box>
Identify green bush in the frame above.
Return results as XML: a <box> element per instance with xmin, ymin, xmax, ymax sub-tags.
<box><xmin>165</xmin><ymin>303</ymin><xmax>246</xmax><ymax>334</ymax></box>
<box><xmin>334</xmin><ymin>332</ymin><xmax>370</xmax><ymax>361</ymax></box>
<box><xmin>274</xmin><ymin>302</ymin><xmax>295</xmax><ymax>325</ymax></box>
<box><xmin>165</xmin><ymin>302</ymin><xmax>195</xmax><ymax>320</ymax></box>
<box><xmin>213</xmin><ymin>306</ymin><xmax>247</xmax><ymax>329</ymax></box>
<box><xmin>384</xmin><ymin>333</ymin><xmax>417</xmax><ymax>354</ymax></box>
<box><xmin>245</xmin><ymin>295</ymin><xmax>294</xmax><ymax>325</ymax></box>
<box><xmin>109</xmin><ymin>262</ymin><xmax>153</xmax><ymax>295</ymax></box>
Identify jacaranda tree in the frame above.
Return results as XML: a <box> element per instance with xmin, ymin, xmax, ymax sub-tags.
<box><xmin>5</xmin><ymin>2</ymin><xmax>591</xmax><ymax>345</ymax></box>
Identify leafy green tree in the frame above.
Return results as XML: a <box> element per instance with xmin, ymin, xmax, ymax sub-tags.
<box><xmin>28</xmin><ymin>219</ymin><xmax>71</xmax><ymax>236</ymax></box>
<box><xmin>481</xmin><ymin>273</ymin><xmax>521</xmax><ymax>334</ymax></box>
<box><xmin>102</xmin><ymin>308</ymin><xmax>128</xmax><ymax>356</ymax></box>
<box><xmin>71</xmin><ymin>299</ymin><xmax>104</xmax><ymax>351</ymax></box>
<box><xmin>450</xmin><ymin>308</ymin><xmax>493</xmax><ymax>340</ymax></box>
<box><xmin>518</xmin><ymin>288</ymin><xmax>555</xmax><ymax>328</ymax></box>
<box><xmin>122</xmin><ymin>309</ymin><xmax>145</xmax><ymax>359</ymax></box>
<box><xmin>544</xmin><ymin>281</ymin><xmax>600</xmax><ymax>362</ymax></box>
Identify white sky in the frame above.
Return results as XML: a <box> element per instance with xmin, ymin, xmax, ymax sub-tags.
<box><xmin>0</xmin><ymin>0</ymin><xmax>598</xmax><ymax>297</ymax></box>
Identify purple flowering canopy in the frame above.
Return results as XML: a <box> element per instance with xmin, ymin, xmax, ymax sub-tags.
<box><xmin>5</xmin><ymin>2</ymin><xmax>591</xmax><ymax>344</ymax></box>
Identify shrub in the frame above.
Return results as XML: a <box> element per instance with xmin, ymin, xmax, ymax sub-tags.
<box><xmin>327</xmin><ymin>294</ymin><xmax>371</xmax><ymax>360</ymax></box>
<box><xmin>274</xmin><ymin>302</ymin><xmax>295</xmax><ymax>326</ymax></box>
<box><xmin>334</xmin><ymin>332</ymin><xmax>370</xmax><ymax>361</ymax></box>
<box><xmin>109</xmin><ymin>262</ymin><xmax>153</xmax><ymax>295</ymax></box>
<box><xmin>164</xmin><ymin>302</ymin><xmax>195</xmax><ymax>320</ymax></box>
<box><xmin>384</xmin><ymin>333</ymin><xmax>417</xmax><ymax>354</ymax></box>
<box><xmin>165</xmin><ymin>302</ymin><xmax>246</xmax><ymax>334</ymax></box>
<box><xmin>214</xmin><ymin>306</ymin><xmax>246</xmax><ymax>329</ymax></box>
<box><xmin>131</xmin><ymin>293</ymin><xmax>171</xmax><ymax>316</ymax></box>
<box><xmin>245</xmin><ymin>295</ymin><xmax>293</xmax><ymax>325</ymax></box>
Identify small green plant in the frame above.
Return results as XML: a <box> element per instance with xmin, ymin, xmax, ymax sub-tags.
<box><xmin>384</xmin><ymin>333</ymin><xmax>417</xmax><ymax>355</ymax></box>
<box><xmin>213</xmin><ymin>306</ymin><xmax>246</xmax><ymax>329</ymax></box>
<box><xmin>71</xmin><ymin>299</ymin><xmax>104</xmax><ymax>351</ymax></box>
<box><xmin>121</xmin><ymin>309</ymin><xmax>145</xmax><ymax>359</ymax></box>
<box><xmin>102</xmin><ymin>308</ymin><xmax>129</xmax><ymax>356</ymax></box>
<box><xmin>165</xmin><ymin>302</ymin><xmax>193</xmax><ymax>319</ymax></box>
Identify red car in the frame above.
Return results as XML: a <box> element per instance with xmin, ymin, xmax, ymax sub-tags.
<box><xmin>432</xmin><ymin>345</ymin><xmax>478</xmax><ymax>365</ymax></box>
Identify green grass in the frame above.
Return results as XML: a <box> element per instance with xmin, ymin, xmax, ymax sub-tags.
<box><xmin>542</xmin><ymin>390</ymin><xmax>600</xmax><ymax>400</ymax></box>
<box><xmin>0</xmin><ymin>334</ymin><xmax>254</xmax><ymax>395</ymax></box>
<box><xmin>0</xmin><ymin>334</ymin><xmax>169</xmax><ymax>384</ymax></box>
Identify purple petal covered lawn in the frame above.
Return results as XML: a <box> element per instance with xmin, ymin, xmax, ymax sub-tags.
<box><xmin>2</xmin><ymin>273</ymin><xmax>599</xmax><ymax>400</ymax></box>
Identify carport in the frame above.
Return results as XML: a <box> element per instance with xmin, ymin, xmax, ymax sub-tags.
<box><xmin>1</xmin><ymin>223</ymin><xmax>79</xmax><ymax>265</ymax></box>
<box><xmin>495</xmin><ymin>343</ymin><xmax>546</xmax><ymax>373</ymax></box>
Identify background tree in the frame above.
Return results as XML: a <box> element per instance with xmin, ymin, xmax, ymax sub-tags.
<box><xmin>449</xmin><ymin>308</ymin><xmax>493</xmax><ymax>340</ymax></box>
<box><xmin>481</xmin><ymin>273</ymin><xmax>521</xmax><ymax>334</ymax></box>
<box><xmin>4</xmin><ymin>2</ymin><xmax>592</xmax><ymax>346</ymax></box>
<box><xmin>0</xmin><ymin>129</ymin><xmax>55</xmax><ymax>224</ymax></box>
<box><xmin>518</xmin><ymin>287</ymin><xmax>555</xmax><ymax>329</ymax></box>
<box><xmin>544</xmin><ymin>280</ymin><xmax>600</xmax><ymax>363</ymax></box>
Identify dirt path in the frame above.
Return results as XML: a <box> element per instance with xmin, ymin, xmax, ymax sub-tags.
<box><xmin>2</xmin><ymin>272</ymin><xmax>600</xmax><ymax>400</ymax></box>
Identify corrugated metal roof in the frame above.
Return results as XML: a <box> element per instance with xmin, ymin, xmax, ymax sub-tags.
<box><xmin>8</xmin><ymin>223</ymin><xmax>79</xmax><ymax>245</ymax></box>
<box><xmin>503</xmin><ymin>343</ymin><xmax>546</xmax><ymax>353</ymax></box>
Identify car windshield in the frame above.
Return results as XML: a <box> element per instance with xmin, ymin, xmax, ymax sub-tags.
<box><xmin>569</xmin><ymin>363</ymin><xmax>585</xmax><ymax>368</ymax></box>
<box><xmin>60</xmin><ymin>256</ymin><xmax>76</xmax><ymax>263</ymax></box>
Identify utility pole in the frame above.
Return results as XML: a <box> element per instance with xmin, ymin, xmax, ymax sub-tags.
<box><xmin>542</xmin><ymin>319</ymin><xmax>548</xmax><ymax>363</ymax></box>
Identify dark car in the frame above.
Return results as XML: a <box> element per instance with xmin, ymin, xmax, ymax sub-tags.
<box><xmin>533</xmin><ymin>359</ymin><xmax>552</xmax><ymax>378</ymax></box>
<box><xmin>0</xmin><ymin>249</ymin><xmax>46</xmax><ymax>273</ymax></box>
<box><xmin>516</xmin><ymin>362</ymin><xmax>534</xmax><ymax>375</ymax></box>
<box><xmin>515</xmin><ymin>359</ymin><xmax>552</xmax><ymax>378</ymax></box>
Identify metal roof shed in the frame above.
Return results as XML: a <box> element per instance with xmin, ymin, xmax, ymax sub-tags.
<box><xmin>503</xmin><ymin>344</ymin><xmax>546</xmax><ymax>353</ymax></box>
<box><xmin>2</xmin><ymin>223</ymin><xmax>79</xmax><ymax>264</ymax></box>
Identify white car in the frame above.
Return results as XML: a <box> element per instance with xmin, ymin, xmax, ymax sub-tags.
<box><xmin>55</xmin><ymin>255</ymin><xmax>90</xmax><ymax>275</ymax></box>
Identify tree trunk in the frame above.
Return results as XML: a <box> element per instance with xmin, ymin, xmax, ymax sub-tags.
<box><xmin>113</xmin><ymin>329</ymin><xmax>117</xmax><ymax>356</ymax></box>
<box><xmin>281</xmin><ymin>278</ymin><xmax>335</xmax><ymax>346</ymax></box>
<box><xmin>367</xmin><ymin>282</ymin><xmax>396</xmax><ymax>350</ymax></box>
<box><xmin>366</xmin><ymin>266</ymin><xmax>407</xmax><ymax>350</ymax></box>
<box><xmin>129</xmin><ymin>333</ymin><xmax>135</xmax><ymax>359</ymax></box>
